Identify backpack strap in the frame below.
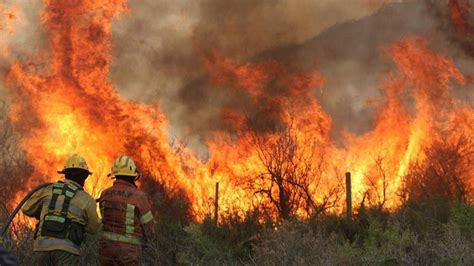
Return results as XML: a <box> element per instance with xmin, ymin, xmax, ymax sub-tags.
<box><xmin>48</xmin><ymin>182</ymin><xmax>65</xmax><ymax>212</ymax></box>
<box><xmin>46</xmin><ymin>181</ymin><xmax>82</xmax><ymax>218</ymax></box>
<box><xmin>60</xmin><ymin>183</ymin><xmax>80</xmax><ymax>217</ymax></box>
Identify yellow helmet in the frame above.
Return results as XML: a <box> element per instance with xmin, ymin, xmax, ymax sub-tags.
<box><xmin>108</xmin><ymin>155</ymin><xmax>138</xmax><ymax>177</ymax></box>
<box><xmin>58</xmin><ymin>154</ymin><xmax>92</xmax><ymax>175</ymax></box>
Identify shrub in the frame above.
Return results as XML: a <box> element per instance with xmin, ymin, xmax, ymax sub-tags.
<box><xmin>411</xmin><ymin>222</ymin><xmax>474</xmax><ymax>265</ymax></box>
<box><xmin>450</xmin><ymin>202</ymin><xmax>474</xmax><ymax>240</ymax></box>
<box><xmin>357</xmin><ymin>219</ymin><xmax>418</xmax><ymax>265</ymax></box>
<box><xmin>143</xmin><ymin>222</ymin><xmax>189</xmax><ymax>265</ymax></box>
<box><xmin>253</xmin><ymin>220</ymin><xmax>337</xmax><ymax>265</ymax></box>
<box><xmin>176</xmin><ymin>219</ymin><xmax>230</xmax><ymax>265</ymax></box>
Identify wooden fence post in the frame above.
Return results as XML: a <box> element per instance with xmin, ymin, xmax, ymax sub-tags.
<box><xmin>214</xmin><ymin>182</ymin><xmax>219</xmax><ymax>226</ymax></box>
<box><xmin>345</xmin><ymin>172</ymin><xmax>352</xmax><ymax>221</ymax></box>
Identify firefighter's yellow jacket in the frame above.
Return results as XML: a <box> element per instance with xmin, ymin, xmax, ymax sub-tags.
<box><xmin>22</xmin><ymin>179</ymin><xmax>101</xmax><ymax>255</ymax></box>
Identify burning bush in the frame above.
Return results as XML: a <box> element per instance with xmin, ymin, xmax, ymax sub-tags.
<box><xmin>0</xmin><ymin>102</ymin><xmax>32</xmax><ymax>211</ymax></box>
<box><xmin>242</xmin><ymin>121</ymin><xmax>341</xmax><ymax>220</ymax></box>
<box><xmin>400</xmin><ymin>134</ymin><xmax>474</xmax><ymax>203</ymax></box>
<box><xmin>140</xmin><ymin>174</ymin><xmax>193</xmax><ymax>224</ymax></box>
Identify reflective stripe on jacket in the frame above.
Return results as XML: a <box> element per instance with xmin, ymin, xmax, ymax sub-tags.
<box><xmin>99</xmin><ymin>180</ymin><xmax>155</xmax><ymax>245</ymax></box>
<box><xmin>22</xmin><ymin>179</ymin><xmax>101</xmax><ymax>255</ymax></box>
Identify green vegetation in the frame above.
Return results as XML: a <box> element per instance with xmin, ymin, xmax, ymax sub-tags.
<box><xmin>2</xmin><ymin>200</ymin><xmax>473</xmax><ymax>265</ymax></box>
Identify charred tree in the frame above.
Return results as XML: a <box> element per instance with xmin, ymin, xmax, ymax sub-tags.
<box><xmin>364</xmin><ymin>156</ymin><xmax>390</xmax><ymax>209</ymax></box>
<box><xmin>247</xmin><ymin>119</ymin><xmax>341</xmax><ymax>220</ymax></box>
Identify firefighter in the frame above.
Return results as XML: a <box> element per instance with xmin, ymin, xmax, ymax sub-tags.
<box><xmin>98</xmin><ymin>155</ymin><xmax>155</xmax><ymax>265</ymax></box>
<box><xmin>22</xmin><ymin>154</ymin><xmax>101</xmax><ymax>265</ymax></box>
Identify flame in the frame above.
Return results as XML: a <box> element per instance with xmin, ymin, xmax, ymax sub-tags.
<box><xmin>202</xmin><ymin>37</ymin><xmax>473</xmax><ymax>213</ymax></box>
<box><xmin>2</xmin><ymin>0</ymin><xmax>473</xmax><ymax>221</ymax></box>
<box><xmin>6</xmin><ymin>0</ymin><xmax>192</xmax><ymax>203</ymax></box>
<box><xmin>450</xmin><ymin>0</ymin><xmax>474</xmax><ymax>35</ymax></box>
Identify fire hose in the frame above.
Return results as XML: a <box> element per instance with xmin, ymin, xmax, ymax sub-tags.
<box><xmin>0</xmin><ymin>182</ymin><xmax>52</xmax><ymax>238</ymax></box>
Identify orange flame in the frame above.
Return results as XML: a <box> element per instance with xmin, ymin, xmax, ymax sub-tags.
<box><xmin>450</xmin><ymin>0</ymin><xmax>474</xmax><ymax>35</ymax></box>
<box><xmin>3</xmin><ymin>0</ymin><xmax>473</xmax><ymax>221</ymax></box>
<box><xmin>202</xmin><ymin>37</ymin><xmax>473</xmax><ymax>213</ymax></box>
<box><xmin>6</xmin><ymin>0</ymin><xmax>193</xmax><ymax>205</ymax></box>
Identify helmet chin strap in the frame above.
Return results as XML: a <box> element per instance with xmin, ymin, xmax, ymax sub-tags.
<box><xmin>134</xmin><ymin>171</ymin><xmax>141</xmax><ymax>182</ymax></box>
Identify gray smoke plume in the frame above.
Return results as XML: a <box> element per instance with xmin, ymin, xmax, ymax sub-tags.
<box><xmin>2</xmin><ymin>0</ymin><xmax>473</xmax><ymax>153</ymax></box>
<box><xmin>110</xmin><ymin>0</ymin><xmax>387</xmax><ymax>151</ymax></box>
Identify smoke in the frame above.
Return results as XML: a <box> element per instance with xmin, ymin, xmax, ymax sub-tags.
<box><xmin>427</xmin><ymin>0</ymin><xmax>474</xmax><ymax>61</ymax></box>
<box><xmin>0</xmin><ymin>0</ymin><xmax>46</xmax><ymax>98</ymax></box>
<box><xmin>111</xmin><ymin>0</ymin><xmax>383</xmax><ymax>100</ymax></box>
<box><xmin>193</xmin><ymin>0</ymin><xmax>385</xmax><ymax>60</ymax></box>
<box><xmin>424</xmin><ymin>0</ymin><xmax>474</xmax><ymax>111</ymax></box>
<box><xmin>177</xmin><ymin>0</ymin><xmax>473</xmax><ymax>147</ymax></box>
<box><xmin>109</xmin><ymin>0</ymin><xmax>387</xmax><ymax>151</ymax></box>
<box><xmin>2</xmin><ymin>0</ymin><xmax>472</xmax><ymax>152</ymax></box>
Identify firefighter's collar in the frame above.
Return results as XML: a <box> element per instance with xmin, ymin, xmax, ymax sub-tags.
<box><xmin>114</xmin><ymin>179</ymin><xmax>136</xmax><ymax>188</ymax></box>
<box><xmin>63</xmin><ymin>179</ymin><xmax>83</xmax><ymax>189</ymax></box>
